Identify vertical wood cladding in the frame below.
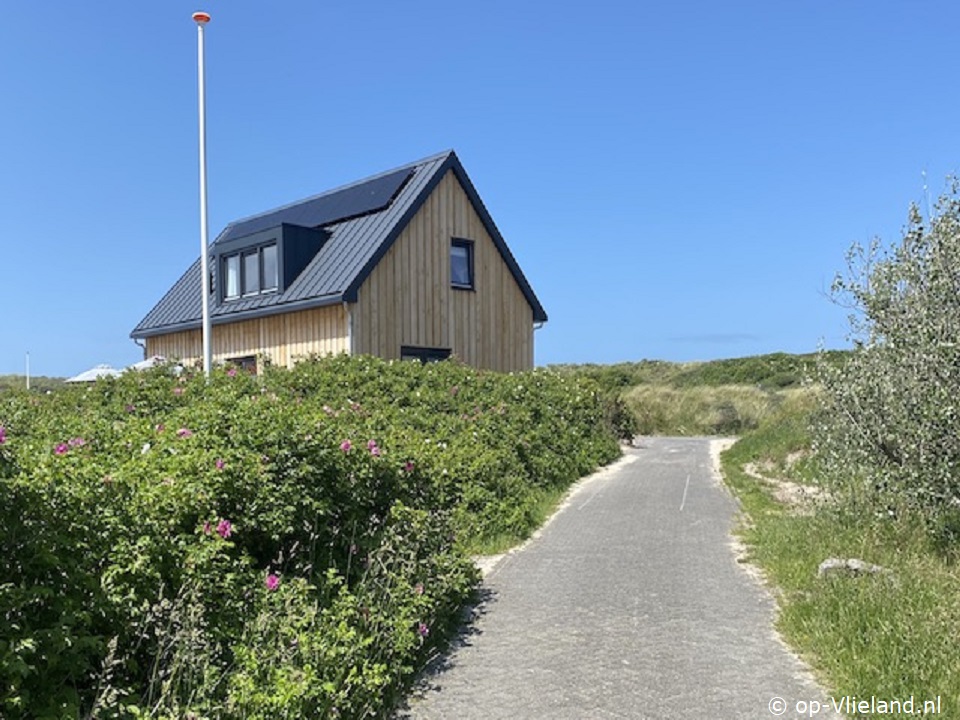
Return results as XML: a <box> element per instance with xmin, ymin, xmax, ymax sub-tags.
<box><xmin>143</xmin><ymin>169</ymin><xmax>536</xmax><ymax>373</ymax></box>
<box><xmin>144</xmin><ymin>304</ymin><xmax>348</xmax><ymax>368</ymax></box>
<box><xmin>352</xmin><ymin>170</ymin><xmax>534</xmax><ymax>371</ymax></box>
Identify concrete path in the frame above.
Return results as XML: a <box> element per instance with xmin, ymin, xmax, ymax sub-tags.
<box><xmin>397</xmin><ymin>437</ymin><xmax>839</xmax><ymax>720</ymax></box>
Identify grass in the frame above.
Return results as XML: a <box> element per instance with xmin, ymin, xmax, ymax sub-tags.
<box><xmin>462</xmin><ymin>485</ymin><xmax>581</xmax><ymax>557</ymax></box>
<box><xmin>560</xmin><ymin>351</ymin><xmax>850</xmax><ymax>437</ymax></box>
<box><xmin>721</xmin><ymin>392</ymin><xmax>960</xmax><ymax>716</ymax></box>
<box><xmin>622</xmin><ymin>383</ymin><xmax>785</xmax><ymax>435</ymax></box>
<box><xmin>554</xmin><ymin>350</ymin><xmax>849</xmax><ymax>393</ymax></box>
<box><xmin>0</xmin><ymin>374</ymin><xmax>64</xmax><ymax>393</ymax></box>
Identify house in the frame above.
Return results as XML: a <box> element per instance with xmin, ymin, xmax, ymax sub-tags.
<box><xmin>130</xmin><ymin>150</ymin><xmax>547</xmax><ymax>373</ymax></box>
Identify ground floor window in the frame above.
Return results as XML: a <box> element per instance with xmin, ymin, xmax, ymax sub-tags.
<box><xmin>400</xmin><ymin>346</ymin><xmax>451</xmax><ymax>363</ymax></box>
<box><xmin>227</xmin><ymin>355</ymin><xmax>258</xmax><ymax>374</ymax></box>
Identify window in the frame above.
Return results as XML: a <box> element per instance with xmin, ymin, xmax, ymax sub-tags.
<box><xmin>451</xmin><ymin>238</ymin><xmax>474</xmax><ymax>289</ymax></box>
<box><xmin>262</xmin><ymin>244</ymin><xmax>278</xmax><ymax>291</ymax></box>
<box><xmin>225</xmin><ymin>255</ymin><xmax>240</xmax><ymax>299</ymax></box>
<box><xmin>227</xmin><ymin>355</ymin><xmax>257</xmax><ymax>375</ymax></box>
<box><xmin>400</xmin><ymin>346</ymin><xmax>451</xmax><ymax>363</ymax></box>
<box><xmin>222</xmin><ymin>243</ymin><xmax>277</xmax><ymax>301</ymax></box>
<box><xmin>243</xmin><ymin>251</ymin><xmax>260</xmax><ymax>295</ymax></box>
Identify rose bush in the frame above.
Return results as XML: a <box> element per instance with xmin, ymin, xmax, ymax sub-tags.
<box><xmin>0</xmin><ymin>355</ymin><xmax>618</xmax><ymax>718</ymax></box>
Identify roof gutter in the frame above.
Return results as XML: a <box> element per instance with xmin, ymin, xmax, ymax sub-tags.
<box><xmin>131</xmin><ymin>293</ymin><xmax>345</xmax><ymax>340</ymax></box>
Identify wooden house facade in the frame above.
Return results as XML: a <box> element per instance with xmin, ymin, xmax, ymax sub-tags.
<box><xmin>131</xmin><ymin>151</ymin><xmax>547</xmax><ymax>372</ymax></box>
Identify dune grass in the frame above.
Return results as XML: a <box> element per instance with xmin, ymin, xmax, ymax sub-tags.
<box><xmin>562</xmin><ymin>352</ymin><xmax>848</xmax><ymax>437</ymax></box>
<box><xmin>720</xmin><ymin>392</ymin><xmax>960</xmax><ymax>715</ymax></box>
<box><xmin>622</xmin><ymin>383</ymin><xmax>790</xmax><ymax>436</ymax></box>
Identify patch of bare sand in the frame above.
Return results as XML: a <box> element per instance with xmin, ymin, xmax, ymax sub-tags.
<box><xmin>742</xmin><ymin>462</ymin><xmax>829</xmax><ymax>514</ymax></box>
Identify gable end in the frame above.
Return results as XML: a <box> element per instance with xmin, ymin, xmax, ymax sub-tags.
<box><xmin>342</xmin><ymin>153</ymin><xmax>547</xmax><ymax>323</ymax></box>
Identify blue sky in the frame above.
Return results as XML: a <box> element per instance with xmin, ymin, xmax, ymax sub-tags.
<box><xmin>2</xmin><ymin>1</ymin><xmax>958</xmax><ymax>377</ymax></box>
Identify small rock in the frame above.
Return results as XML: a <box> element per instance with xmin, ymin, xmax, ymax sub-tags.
<box><xmin>817</xmin><ymin>557</ymin><xmax>887</xmax><ymax>577</ymax></box>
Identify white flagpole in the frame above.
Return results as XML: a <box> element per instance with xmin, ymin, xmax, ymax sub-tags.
<box><xmin>193</xmin><ymin>11</ymin><xmax>213</xmax><ymax>377</ymax></box>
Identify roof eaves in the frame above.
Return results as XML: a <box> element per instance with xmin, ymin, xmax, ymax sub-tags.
<box><xmin>447</xmin><ymin>155</ymin><xmax>548</xmax><ymax>323</ymax></box>
<box><xmin>130</xmin><ymin>293</ymin><xmax>344</xmax><ymax>340</ymax></box>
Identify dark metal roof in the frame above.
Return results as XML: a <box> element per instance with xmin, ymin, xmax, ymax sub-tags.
<box><xmin>131</xmin><ymin>150</ymin><xmax>547</xmax><ymax>339</ymax></box>
<box><xmin>219</xmin><ymin>167</ymin><xmax>414</xmax><ymax>244</ymax></box>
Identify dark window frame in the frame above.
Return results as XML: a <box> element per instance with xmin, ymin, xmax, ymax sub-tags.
<box><xmin>400</xmin><ymin>346</ymin><xmax>452</xmax><ymax>364</ymax></box>
<box><xmin>224</xmin><ymin>254</ymin><xmax>241</xmax><ymax>300</ymax></box>
<box><xmin>242</xmin><ymin>250</ymin><xmax>260</xmax><ymax>297</ymax></box>
<box><xmin>261</xmin><ymin>243</ymin><xmax>279</xmax><ymax>292</ymax></box>
<box><xmin>221</xmin><ymin>242</ymin><xmax>279</xmax><ymax>302</ymax></box>
<box><xmin>451</xmin><ymin>237</ymin><xmax>475</xmax><ymax>290</ymax></box>
<box><xmin>226</xmin><ymin>355</ymin><xmax>258</xmax><ymax>375</ymax></box>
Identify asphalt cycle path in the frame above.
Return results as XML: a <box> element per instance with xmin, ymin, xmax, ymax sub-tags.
<box><xmin>397</xmin><ymin>437</ymin><xmax>839</xmax><ymax>720</ymax></box>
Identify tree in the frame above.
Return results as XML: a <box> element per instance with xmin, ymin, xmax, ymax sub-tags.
<box><xmin>818</xmin><ymin>185</ymin><xmax>960</xmax><ymax>541</ymax></box>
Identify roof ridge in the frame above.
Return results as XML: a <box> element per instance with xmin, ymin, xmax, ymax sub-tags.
<box><xmin>220</xmin><ymin>149</ymin><xmax>454</xmax><ymax>233</ymax></box>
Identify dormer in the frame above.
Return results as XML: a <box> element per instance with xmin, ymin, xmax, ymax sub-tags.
<box><xmin>213</xmin><ymin>223</ymin><xmax>329</xmax><ymax>304</ymax></box>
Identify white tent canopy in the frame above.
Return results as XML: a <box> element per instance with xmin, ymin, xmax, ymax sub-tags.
<box><xmin>127</xmin><ymin>355</ymin><xmax>167</xmax><ymax>371</ymax></box>
<box><xmin>65</xmin><ymin>364</ymin><xmax>123</xmax><ymax>383</ymax></box>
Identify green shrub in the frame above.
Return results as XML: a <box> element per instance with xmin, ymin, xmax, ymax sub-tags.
<box><xmin>601</xmin><ymin>391</ymin><xmax>639</xmax><ymax>441</ymax></box>
<box><xmin>818</xmin><ymin>188</ymin><xmax>960</xmax><ymax>539</ymax></box>
<box><xmin>0</xmin><ymin>356</ymin><xmax>617</xmax><ymax>718</ymax></box>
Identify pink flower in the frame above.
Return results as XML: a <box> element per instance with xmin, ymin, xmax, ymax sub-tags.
<box><xmin>177</xmin><ymin>428</ymin><xmax>193</xmax><ymax>438</ymax></box>
<box><xmin>155</xmin><ymin>424</ymin><xmax>165</xmax><ymax>433</ymax></box>
<box><xmin>215</xmin><ymin>458</ymin><xmax>225</xmax><ymax>470</ymax></box>
<box><xmin>226</xmin><ymin>367</ymin><xmax>237</xmax><ymax>377</ymax></box>
<box><xmin>417</xmin><ymin>622</ymin><xmax>430</xmax><ymax>638</ymax></box>
<box><xmin>340</xmin><ymin>440</ymin><xmax>352</xmax><ymax>453</ymax></box>
<box><xmin>68</xmin><ymin>437</ymin><xmax>85</xmax><ymax>447</ymax></box>
<box><xmin>216</xmin><ymin>519</ymin><xmax>232</xmax><ymax>539</ymax></box>
<box><xmin>403</xmin><ymin>461</ymin><xmax>415</xmax><ymax>473</ymax></box>
<box><xmin>54</xmin><ymin>443</ymin><xmax>69</xmax><ymax>455</ymax></box>
<box><xmin>367</xmin><ymin>439</ymin><xmax>381</xmax><ymax>457</ymax></box>
<box><xmin>203</xmin><ymin>521</ymin><xmax>212</xmax><ymax>535</ymax></box>
<box><xmin>265</xmin><ymin>573</ymin><xmax>280</xmax><ymax>591</ymax></box>
<box><xmin>0</xmin><ymin>426</ymin><xmax>6</xmax><ymax>444</ymax></box>
<box><xmin>124</xmin><ymin>404</ymin><xmax>136</xmax><ymax>413</ymax></box>
<box><xmin>173</xmin><ymin>386</ymin><xmax>184</xmax><ymax>396</ymax></box>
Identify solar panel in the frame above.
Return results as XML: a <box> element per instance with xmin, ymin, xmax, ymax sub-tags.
<box><xmin>219</xmin><ymin>167</ymin><xmax>414</xmax><ymax>244</ymax></box>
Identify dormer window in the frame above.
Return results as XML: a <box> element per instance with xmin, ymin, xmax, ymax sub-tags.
<box><xmin>214</xmin><ymin>223</ymin><xmax>328</xmax><ymax>305</ymax></box>
<box><xmin>223</xmin><ymin>243</ymin><xmax>278</xmax><ymax>300</ymax></box>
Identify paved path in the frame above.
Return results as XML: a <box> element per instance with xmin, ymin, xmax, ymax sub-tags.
<box><xmin>397</xmin><ymin>437</ymin><xmax>838</xmax><ymax>720</ymax></box>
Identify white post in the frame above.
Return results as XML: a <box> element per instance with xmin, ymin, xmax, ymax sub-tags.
<box><xmin>193</xmin><ymin>11</ymin><xmax>213</xmax><ymax>377</ymax></box>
